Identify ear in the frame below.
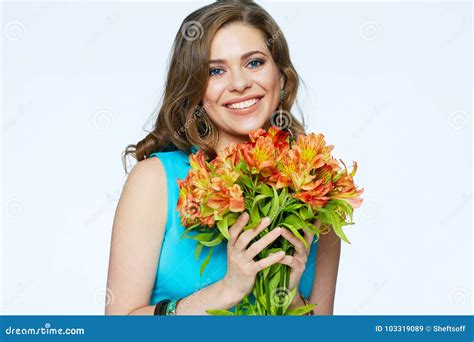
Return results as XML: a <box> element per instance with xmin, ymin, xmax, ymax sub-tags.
<box><xmin>279</xmin><ymin>72</ymin><xmax>286</xmax><ymax>90</ymax></box>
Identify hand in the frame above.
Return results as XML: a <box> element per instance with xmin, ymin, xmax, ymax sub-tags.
<box><xmin>279</xmin><ymin>227</ymin><xmax>315</xmax><ymax>292</ymax></box>
<box><xmin>221</xmin><ymin>213</ymin><xmax>286</xmax><ymax>303</ymax></box>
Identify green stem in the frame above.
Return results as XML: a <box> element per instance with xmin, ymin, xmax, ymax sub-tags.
<box><xmin>264</xmin><ymin>272</ymin><xmax>271</xmax><ymax>314</ymax></box>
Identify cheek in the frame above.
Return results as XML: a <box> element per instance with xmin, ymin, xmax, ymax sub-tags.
<box><xmin>204</xmin><ymin>80</ymin><xmax>226</xmax><ymax>105</ymax></box>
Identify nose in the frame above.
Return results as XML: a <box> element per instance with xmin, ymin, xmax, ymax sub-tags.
<box><xmin>228</xmin><ymin>69</ymin><xmax>251</xmax><ymax>93</ymax></box>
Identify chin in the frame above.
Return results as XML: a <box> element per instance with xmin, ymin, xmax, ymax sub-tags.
<box><xmin>227</xmin><ymin>113</ymin><xmax>269</xmax><ymax>136</ymax></box>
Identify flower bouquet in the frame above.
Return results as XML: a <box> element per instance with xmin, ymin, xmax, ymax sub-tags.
<box><xmin>177</xmin><ymin>126</ymin><xmax>363</xmax><ymax>315</ymax></box>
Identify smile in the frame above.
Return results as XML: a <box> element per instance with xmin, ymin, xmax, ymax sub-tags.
<box><xmin>225</xmin><ymin>97</ymin><xmax>262</xmax><ymax>110</ymax></box>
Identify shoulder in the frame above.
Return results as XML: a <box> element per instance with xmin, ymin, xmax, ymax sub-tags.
<box><xmin>126</xmin><ymin>156</ymin><xmax>166</xmax><ymax>190</ymax></box>
<box><xmin>115</xmin><ymin>156</ymin><xmax>168</xmax><ymax>232</ymax></box>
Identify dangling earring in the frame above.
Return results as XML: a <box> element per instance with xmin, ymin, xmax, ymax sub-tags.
<box><xmin>276</xmin><ymin>88</ymin><xmax>295</xmax><ymax>140</ymax></box>
<box><xmin>278</xmin><ymin>88</ymin><xmax>285</xmax><ymax>121</ymax></box>
<box><xmin>195</xmin><ymin>105</ymin><xmax>219</xmax><ymax>147</ymax></box>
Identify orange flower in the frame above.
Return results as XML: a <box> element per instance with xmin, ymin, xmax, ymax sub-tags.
<box><xmin>207</xmin><ymin>183</ymin><xmax>245</xmax><ymax>214</ymax></box>
<box><xmin>240</xmin><ymin>137</ymin><xmax>277</xmax><ymax>177</ymax></box>
<box><xmin>294</xmin><ymin>133</ymin><xmax>333</xmax><ymax>169</ymax></box>
<box><xmin>273</xmin><ymin>133</ymin><xmax>335</xmax><ymax>192</ymax></box>
<box><xmin>248</xmin><ymin>126</ymin><xmax>291</xmax><ymax>152</ymax></box>
<box><xmin>328</xmin><ymin>160</ymin><xmax>364</xmax><ymax>209</ymax></box>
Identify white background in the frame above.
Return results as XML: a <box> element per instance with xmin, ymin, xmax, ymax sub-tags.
<box><xmin>1</xmin><ymin>0</ymin><xmax>472</xmax><ymax>315</ymax></box>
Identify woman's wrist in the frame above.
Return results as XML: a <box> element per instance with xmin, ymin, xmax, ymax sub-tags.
<box><xmin>219</xmin><ymin>278</ymin><xmax>245</xmax><ymax>307</ymax></box>
<box><xmin>288</xmin><ymin>290</ymin><xmax>305</xmax><ymax>310</ymax></box>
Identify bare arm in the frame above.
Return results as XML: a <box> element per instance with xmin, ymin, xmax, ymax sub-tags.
<box><xmin>105</xmin><ymin>157</ymin><xmax>244</xmax><ymax>315</ymax></box>
<box><xmin>105</xmin><ymin>157</ymin><xmax>168</xmax><ymax>315</ymax></box>
<box><xmin>309</xmin><ymin>228</ymin><xmax>341</xmax><ymax>315</ymax></box>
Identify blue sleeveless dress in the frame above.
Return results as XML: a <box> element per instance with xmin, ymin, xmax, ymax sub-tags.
<box><xmin>148</xmin><ymin>147</ymin><xmax>319</xmax><ymax>309</ymax></box>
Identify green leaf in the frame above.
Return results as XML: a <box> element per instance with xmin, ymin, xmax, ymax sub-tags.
<box><xmin>268</xmin><ymin>271</ymin><xmax>281</xmax><ymax>290</ymax></box>
<box><xmin>299</xmin><ymin>204</ymin><xmax>315</xmax><ymax>221</ymax></box>
<box><xmin>256</xmin><ymin>183</ymin><xmax>273</xmax><ymax>197</ymax></box>
<box><xmin>200</xmin><ymin>246</ymin><xmax>213</xmax><ymax>276</ymax></box>
<box><xmin>281</xmin><ymin>287</ymin><xmax>298</xmax><ymax>314</ymax></box>
<box><xmin>278</xmin><ymin>187</ymin><xmax>288</xmax><ymax>207</ymax></box>
<box><xmin>332</xmin><ymin>199</ymin><xmax>354</xmax><ymax>222</ymax></box>
<box><xmin>194</xmin><ymin>243</ymin><xmax>204</xmax><ymax>260</ymax></box>
<box><xmin>180</xmin><ymin>225</ymin><xmax>199</xmax><ymax>240</ymax></box>
<box><xmin>250</xmin><ymin>204</ymin><xmax>261</xmax><ymax>223</ymax></box>
<box><xmin>286</xmin><ymin>303</ymin><xmax>317</xmax><ymax>316</ymax></box>
<box><xmin>260</xmin><ymin>199</ymin><xmax>272</xmax><ymax>216</ymax></box>
<box><xmin>284</xmin><ymin>203</ymin><xmax>305</xmax><ymax>211</ymax></box>
<box><xmin>267</xmin><ymin>185</ymin><xmax>280</xmax><ymax>221</ymax></box>
<box><xmin>227</xmin><ymin>213</ymin><xmax>239</xmax><ymax>227</ymax></box>
<box><xmin>217</xmin><ymin>217</ymin><xmax>230</xmax><ymax>240</ymax></box>
<box><xmin>252</xmin><ymin>194</ymin><xmax>270</xmax><ymax>210</ymax></box>
<box><xmin>238</xmin><ymin>174</ymin><xmax>253</xmax><ymax>188</ymax></box>
<box><xmin>330</xmin><ymin>211</ymin><xmax>351</xmax><ymax>244</ymax></box>
<box><xmin>206</xmin><ymin>309</ymin><xmax>234</xmax><ymax>316</ymax></box>
<box><xmin>281</xmin><ymin>223</ymin><xmax>308</xmax><ymax>249</ymax></box>
<box><xmin>200</xmin><ymin>235</ymin><xmax>223</xmax><ymax>247</ymax></box>
<box><xmin>243</xmin><ymin>221</ymin><xmax>260</xmax><ymax>231</ymax></box>
<box><xmin>189</xmin><ymin>232</ymin><xmax>215</xmax><ymax>241</ymax></box>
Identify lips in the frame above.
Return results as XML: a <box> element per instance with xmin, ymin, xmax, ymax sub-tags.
<box><xmin>223</xmin><ymin>96</ymin><xmax>264</xmax><ymax>110</ymax></box>
<box><xmin>223</xmin><ymin>96</ymin><xmax>264</xmax><ymax>116</ymax></box>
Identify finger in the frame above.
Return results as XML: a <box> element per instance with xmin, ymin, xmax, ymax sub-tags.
<box><xmin>278</xmin><ymin>255</ymin><xmax>304</xmax><ymax>270</ymax></box>
<box><xmin>228</xmin><ymin>212</ymin><xmax>249</xmax><ymax>247</ymax></box>
<box><xmin>280</xmin><ymin>228</ymin><xmax>306</xmax><ymax>254</ymax></box>
<box><xmin>245</xmin><ymin>227</ymin><xmax>283</xmax><ymax>260</ymax></box>
<box><xmin>254</xmin><ymin>251</ymin><xmax>285</xmax><ymax>272</ymax></box>
<box><xmin>303</xmin><ymin>229</ymin><xmax>315</xmax><ymax>254</ymax></box>
<box><xmin>234</xmin><ymin>216</ymin><xmax>271</xmax><ymax>252</ymax></box>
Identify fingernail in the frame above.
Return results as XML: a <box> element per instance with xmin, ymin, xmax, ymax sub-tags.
<box><xmin>262</xmin><ymin>217</ymin><xmax>270</xmax><ymax>225</ymax></box>
<box><xmin>274</xmin><ymin>227</ymin><xmax>282</xmax><ymax>234</ymax></box>
<box><xmin>242</xmin><ymin>212</ymin><xmax>249</xmax><ymax>219</ymax></box>
<box><xmin>276</xmin><ymin>251</ymin><xmax>285</xmax><ymax>257</ymax></box>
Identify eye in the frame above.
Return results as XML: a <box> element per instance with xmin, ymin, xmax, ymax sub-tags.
<box><xmin>209</xmin><ymin>67</ymin><xmax>224</xmax><ymax>76</ymax></box>
<box><xmin>247</xmin><ymin>59</ymin><xmax>265</xmax><ymax>69</ymax></box>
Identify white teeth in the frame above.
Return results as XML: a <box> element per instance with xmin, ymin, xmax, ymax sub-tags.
<box><xmin>226</xmin><ymin>98</ymin><xmax>259</xmax><ymax>109</ymax></box>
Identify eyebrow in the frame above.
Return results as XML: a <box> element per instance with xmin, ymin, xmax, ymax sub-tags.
<box><xmin>208</xmin><ymin>50</ymin><xmax>267</xmax><ymax>64</ymax></box>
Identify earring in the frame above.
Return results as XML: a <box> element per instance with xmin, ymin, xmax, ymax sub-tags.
<box><xmin>195</xmin><ymin>105</ymin><xmax>219</xmax><ymax>147</ymax></box>
<box><xmin>278</xmin><ymin>88</ymin><xmax>286</xmax><ymax>116</ymax></box>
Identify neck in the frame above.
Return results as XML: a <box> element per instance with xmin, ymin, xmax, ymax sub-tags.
<box><xmin>214</xmin><ymin>132</ymin><xmax>249</xmax><ymax>155</ymax></box>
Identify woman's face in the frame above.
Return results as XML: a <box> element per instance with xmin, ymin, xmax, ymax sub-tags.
<box><xmin>202</xmin><ymin>22</ymin><xmax>284</xmax><ymax>147</ymax></box>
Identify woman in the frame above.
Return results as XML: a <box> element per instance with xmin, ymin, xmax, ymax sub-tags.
<box><xmin>106</xmin><ymin>0</ymin><xmax>341</xmax><ymax>315</ymax></box>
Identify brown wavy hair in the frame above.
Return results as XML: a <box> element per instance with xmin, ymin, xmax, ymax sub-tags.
<box><xmin>122</xmin><ymin>0</ymin><xmax>306</xmax><ymax>173</ymax></box>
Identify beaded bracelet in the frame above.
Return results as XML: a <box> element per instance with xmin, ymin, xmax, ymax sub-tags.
<box><xmin>165</xmin><ymin>298</ymin><xmax>181</xmax><ymax>315</ymax></box>
<box><xmin>153</xmin><ymin>299</ymin><xmax>170</xmax><ymax>315</ymax></box>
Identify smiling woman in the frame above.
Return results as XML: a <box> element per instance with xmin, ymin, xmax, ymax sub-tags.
<box><xmin>106</xmin><ymin>0</ymin><xmax>341</xmax><ymax>316</ymax></box>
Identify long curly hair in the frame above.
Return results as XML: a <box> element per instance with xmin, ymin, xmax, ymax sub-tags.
<box><xmin>122</xmin><ymin>0</ymin><xmax>306</xmax><ymax>173</ymax></box>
